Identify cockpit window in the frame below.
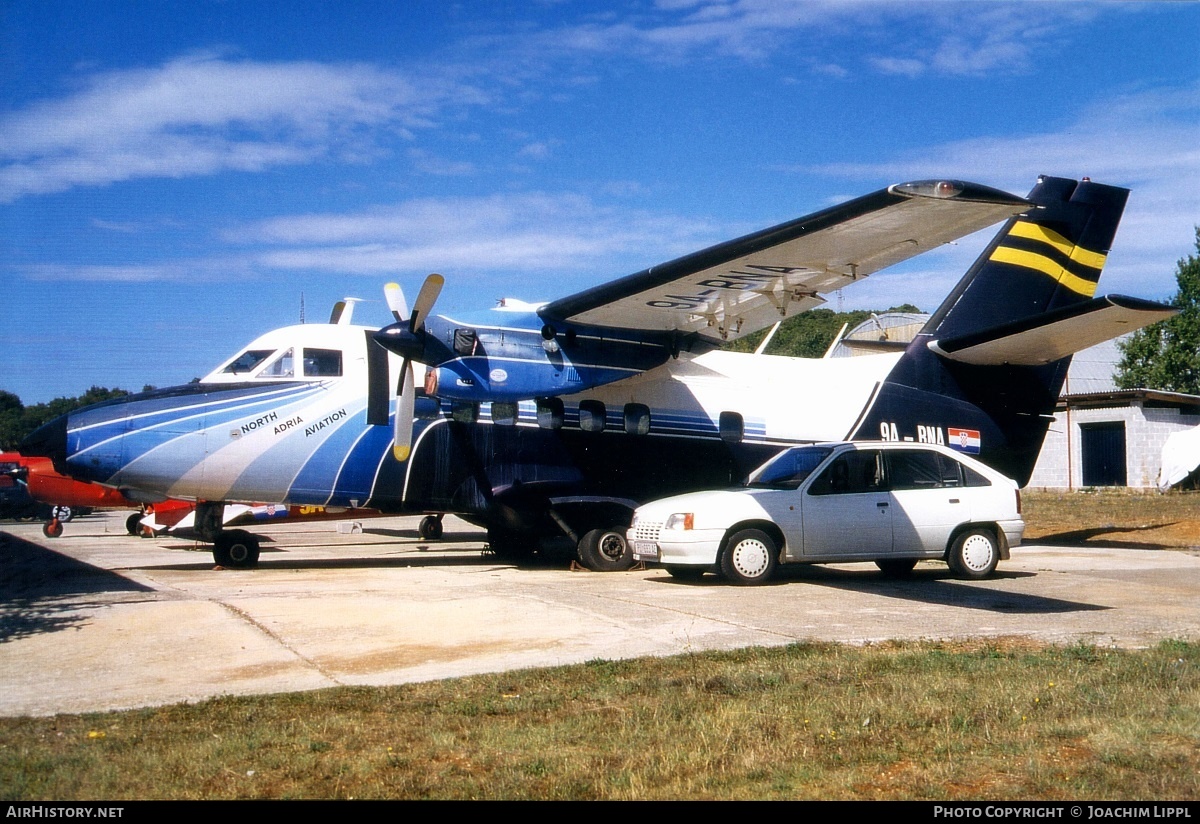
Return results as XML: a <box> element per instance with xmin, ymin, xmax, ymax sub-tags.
<box><xmin>259</xmin><ymin>348</ymin><xmax>295</xmax><ymax>378</ymax></box>
<box><xmin>222</xmin><ymin>349</ymin><xmax>274</xmax><ymax>374</ymax></box>
<box><xmin>303</xmin><ymin>348</ymin><xmax>342</xmax><ymax>377</ymax></box>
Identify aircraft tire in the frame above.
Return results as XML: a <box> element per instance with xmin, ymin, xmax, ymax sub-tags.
<box><xmin>213</xmin><ymin>530</ymin><xmax>261</xmax><ymax>569</ymax></box>
<box><xmin>126</xmin><ymin>513</ymin><xmax>143</xmax><ymax>535</ymax></box>
<box><xmin>875</xmin><ymin>558</ymin><xmax>918</xmax><ymax>577</ymax></box>
<box><xmin>42</xmin><ymin>519</ymin><xmax>63</xmax><ymax>539</ymax></box>
<box><xmin>719</xmin><ymin>529</ymin><xmax>778</xmax><ymax>585</ymax></box>
<box><xmin>418</xmin><ymin>515</ymin><xmax>444</xmax><ymax>540</ymax></box>
<box><xmin>578</xmin><ymin>527</ymin><xmax>634</xmax><ymax>572</ymax></box>
<box><xmin>947</xmin><ymin>527</ymin><xmax>999</xmax><ymax>580</ymax></box>
<box><xmin>52</xmin><ymin>505</ymin><xmax>74</xmax><ymax>522</ymax></box>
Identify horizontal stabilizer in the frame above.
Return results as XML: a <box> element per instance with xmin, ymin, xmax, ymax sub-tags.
<box><xmin>927</xmin><ymin>295</ymin><xmax>1176</xmax><ymax>366</ymax></box>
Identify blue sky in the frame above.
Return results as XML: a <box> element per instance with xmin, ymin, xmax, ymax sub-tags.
<box><xmin>2</xmin><ymin>1</ymin><xmax>1198</xmax><ymax>404</ymax></box>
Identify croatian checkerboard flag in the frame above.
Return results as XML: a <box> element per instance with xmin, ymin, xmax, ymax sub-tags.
<box><xmin>947</xmin><ymin>427</ymin><xmax>981</xmax><ymax>453</ymax></box>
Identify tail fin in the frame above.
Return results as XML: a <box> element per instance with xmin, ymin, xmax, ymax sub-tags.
<box><xmin>924</xmin><ymin>175</ymin><xmax>1128</xmax><ymax>338</ymax></box>
<box><xmin>853</xmin><ymin>176</ymin><xmax>1147</xmax><ymax>486</ymax></box>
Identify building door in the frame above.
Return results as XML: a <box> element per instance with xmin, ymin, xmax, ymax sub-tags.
<box><xmin>1080</xmin><ymin>422</ymin><xmax>1127</xmax><ymax>487</ymax></box>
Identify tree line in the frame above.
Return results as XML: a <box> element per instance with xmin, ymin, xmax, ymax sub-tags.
<box><xmin>0</xmin><ymin>386</ymin><xmax>149</xmax><ymax>452</ymax></box>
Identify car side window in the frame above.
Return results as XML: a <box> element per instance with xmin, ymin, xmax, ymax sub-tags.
<box><xmin>888</xmin><ymin>450</ymin><xmax>945</xmax><ymax>490</ymax></box>
<box><xmin>808</xmin><ymin>450</ymin><xmax>884</xmax><ymax>495</ymax></box>
<box><xmin>961</xmin><ymin>464</ymin><xmax>992</xmax><ymax>487</ymax></box>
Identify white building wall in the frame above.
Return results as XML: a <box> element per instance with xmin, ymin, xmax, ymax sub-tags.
<box><xmin>1028</xmin><ymin>403</ymin><xmax>1200</xmax><ymax>489</ymax></box>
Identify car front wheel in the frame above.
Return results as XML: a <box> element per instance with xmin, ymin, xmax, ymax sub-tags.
<box><xmin>948</xmin><ymin>528</ymin><xmax>999</xmax><ymax>579</ymax></box>
<box><xmin>719</xmin><ymin>529</ymin><xmax>778</xmax><ymax>585</ymax></box>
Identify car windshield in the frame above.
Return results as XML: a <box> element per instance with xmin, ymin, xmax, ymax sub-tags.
<box><xmin>746</xmin><ymin>446</ymin><xmax>835</xmax><ymax>489</ymax></box>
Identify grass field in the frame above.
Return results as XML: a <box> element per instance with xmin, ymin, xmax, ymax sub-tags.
<box><xmin>1024</xmin><ymin>489</ymin><xmax>1200</xmax><ymax>549</ymax></box>
<box><xmin>2</xmin><ymin>641</ymin><xmax>1197</xmax><ymax>800</ymax></box>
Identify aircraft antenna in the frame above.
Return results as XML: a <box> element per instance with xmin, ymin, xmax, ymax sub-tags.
<box><xmin>300</xmin><ymin>292</ymin><xmax>306</xmax><ymax>324</ymax></box>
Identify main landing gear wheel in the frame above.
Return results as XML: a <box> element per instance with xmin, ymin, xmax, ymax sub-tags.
<box><xmin>875</xmin><ymin>558</ymin><xmax>918</xmax><ymax>577</ymax></box>
<box><xmin>51</xmin><ymin>505</ymin><xmax>73</xmax><ymax>522</ymax></box>
<box><xmin>418</xmin><ymin>514</ymin><xmax>444</xmax><ymax>540</ymax></box>
<box><xmin>719</xmin><ymin>529</ymin><xmax>778</xmax><ymax>585</ymax></box>
<box><xmin>947</xmin><ymin>528</ymin><xmax>999</xmax><ymax>580</ymax></box>
<box><xmin>126</xmin><ymin>512</ymin><xmax>143</xmax><ymax>536</ymax></box>
<box><xmin>42</xmin><ymin>519</ymin><xmax>63</xmax><ymax>538</ymax></box>
<box><xmin>213</xmin><ymin>529</ymin><xmax>261</xmax><ymax>569</ymax></box>
<box><xmin>577</xmin><ymin>527</ymin><xmax>635</xmax><ymax>572</ymax></box>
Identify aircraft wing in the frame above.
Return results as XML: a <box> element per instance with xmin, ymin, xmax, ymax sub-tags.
<box><xmin>540</xmin><ymin>180</ymin><xmax>1031</xmax><ymax>343</ymax></box>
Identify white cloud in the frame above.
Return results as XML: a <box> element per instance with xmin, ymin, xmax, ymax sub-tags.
<box><xmin>234</xmin><ymin>192</ymin><xmax>724</xmax><ymax>277</ymax></box>
<box><xmin>0</xmin><ymin>53</ymin><xmax>487</xmax><ymax>202</ymax></box>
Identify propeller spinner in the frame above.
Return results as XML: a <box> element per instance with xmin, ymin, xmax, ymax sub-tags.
<box><xmin>371</xmin><ymin>274</ymin><xmax>444</xmax><ymax>461</ymax></box>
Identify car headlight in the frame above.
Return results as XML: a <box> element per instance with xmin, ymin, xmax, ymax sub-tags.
<box><xmin>663</xmin><ymin>512</ymin><xmax>694</xmax><ymax>531</ymax></box>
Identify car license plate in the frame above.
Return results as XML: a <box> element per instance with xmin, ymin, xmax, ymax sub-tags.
<box><xmin>633</xmin><ymin>541</ymin><xmax>658</xmax><ymax>560</ymax></box>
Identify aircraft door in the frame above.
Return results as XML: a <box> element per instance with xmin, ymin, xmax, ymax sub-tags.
<box><xmin>800</xmin><ymin>449</ymin><xmax>892</xmax><ymax>557</ymax></box>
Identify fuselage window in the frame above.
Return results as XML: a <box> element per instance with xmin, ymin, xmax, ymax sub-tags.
<box><xmin>623</xmin><ymin>403</ymin><xmax>651</xmax><ymax>436</ymax></box>
<box><xmin>491</xmin><ymin>401</ymin><xmax>518</xmax><ymax>426</ymax></box>
<box><xmin>223</xmin><ymin>349</ymin><xmax>274</xmax><ymax>375</ymax></box>
<box><xmin>719</xmin><ymin>411</ymin><xmax>744</xmax><ymax>444</ymax></box>
<box><xmin>537</xmin><ymin>397</ymin><xmax>564</xmax><ymax>430</ymax></box>
<box><xmin>579</xmin><ymin>400</ymin><xmax>606</xmax><ymax>433</ymax></box>
<box><xmin>303</xmin><ymin>348</ymin><xmax>342</xmax><ymax>377</ymax></box>
<box><xmin>451</xmin><ymin>401</ymin><xmax>479</xmax><ymax>424</ymax></box>
<box><xmin>259</xmin><ymin>348</ymin><xmax>295</xmax><ymax>378</ymax></box>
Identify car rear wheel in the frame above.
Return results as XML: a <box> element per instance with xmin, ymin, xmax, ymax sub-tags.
<box><xmin>948</xmin><ymin>528</ymin><xmax>999</xmax><ymax>579</ymax></box>
<box><xmin>719</xmin><ymin>529</ymin><xmax>778</xmax><ymax>585</ymax></box>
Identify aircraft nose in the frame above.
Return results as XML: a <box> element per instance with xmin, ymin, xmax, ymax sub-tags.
<box><xmin>20</xmin><ymin>413</ymin><xmax>68</xmax><ymax>466</ymax></box>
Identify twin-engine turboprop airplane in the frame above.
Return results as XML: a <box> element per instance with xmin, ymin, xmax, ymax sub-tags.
<box><xmin>23</xmin><ymin>176</ymin><xmax>1175</xmax><ymax>570</ymax></box>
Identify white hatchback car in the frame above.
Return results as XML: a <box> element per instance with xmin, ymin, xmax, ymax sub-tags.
<box><xmin>629</xmin><ymin>441</ymin><xmax>1023</xmax><ymax>585</ymax></box>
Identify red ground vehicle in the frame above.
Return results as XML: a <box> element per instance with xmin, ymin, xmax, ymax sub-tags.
<box><xmin>1</xmin><ymin>452</ymin><xmax>139</xmax><ymax>537</ymax></box>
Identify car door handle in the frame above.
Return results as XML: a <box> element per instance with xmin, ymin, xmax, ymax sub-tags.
<box><xmin>949</xmin><ymin>498</ymin><xmax>960</xmax><ymax>504</ymax></box>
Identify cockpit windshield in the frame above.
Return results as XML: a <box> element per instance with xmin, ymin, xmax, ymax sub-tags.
<box><xmin>211</xmin><ymin>343</ymin><xmax>345</xmax><ymax>382</ymax></box>
<box><xmin>746</xmin><ymin>446</ymin><xmax>835</xmax><ymax>489</ymax></box>
<box><xmin>222</xmin><ymin>349</ymin><xmax>274</xmax><ymax>374</ymax></box>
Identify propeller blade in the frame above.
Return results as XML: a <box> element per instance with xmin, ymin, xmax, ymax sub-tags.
<box><xmin>409</xmin><ymin>273</ymin><xmax>444</xmax><ymax>333</ymax></box>
<box><xmin>393</xmin><ymin>360</ymin><xmax>415</xmax><ymax>461</ymax></box>
<box><xmin>384</xmin><ymin>282</ymin><xmax>409</xmax><ymax>323</ymax></box>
